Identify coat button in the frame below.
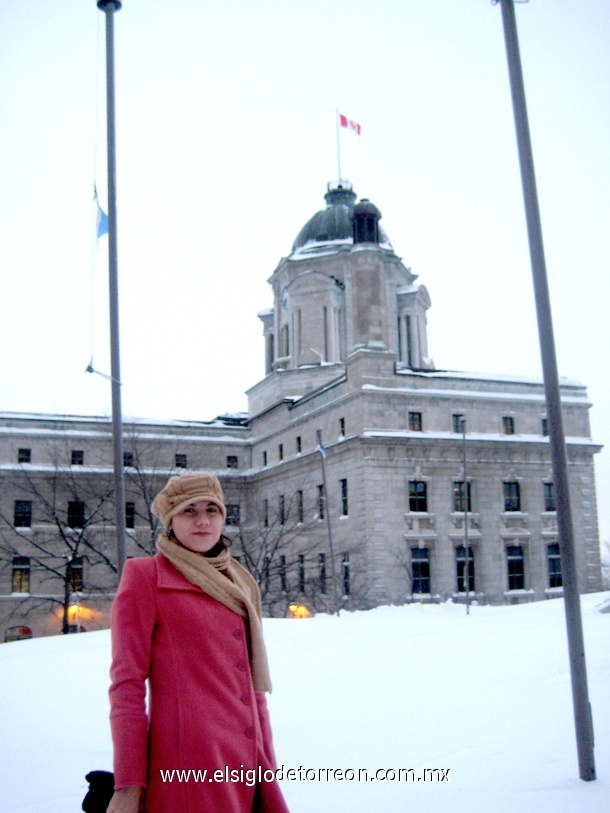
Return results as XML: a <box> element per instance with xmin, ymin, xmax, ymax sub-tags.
<box><xmin>241</xmin><ymin>693</ymin><xmax>252</xmax><ymax>705</ymax></box>
<box><xmin>245</xmin><ymin>727</ymin><xmax>255</xmax><ymax>739</ymax></box>
<box><xmin>233</xmin><ymin>628</ymin><xmax>243</xmax><ymax>639</ymax></box>
<box><xmin>236</xmin><ymin>660</ymin><xmax>248</xmax><ymax>671</ymax></box>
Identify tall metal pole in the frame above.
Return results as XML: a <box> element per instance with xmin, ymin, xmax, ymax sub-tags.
<box><xmin>495</xmin><ymin>0</ymin><xmax>595</xmax><ymax>781</ymax></box>
<box><xmin>97</xmin><ymin>0</ymin><xmax>126</xmax><ymax>578</ymax></box>
<box><xmin>461</xmin><ymin>417</ymin><xmax>470</xmax><ymax>616</ymax></box>
<box><xmin>335</xmin><ymin>109</ymin><xmax>342</xmax><ymax>182</ymax></box>
<box><xmin>317</xmin><ymin>430</ymin><xmax>340</xmax><ymax>616</ymax></box>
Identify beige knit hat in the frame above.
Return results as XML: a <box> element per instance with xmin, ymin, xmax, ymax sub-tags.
<box><xmin>151</xmin><ymin>473</ymin><xmax>227</xmax><ymax>528</ymax></box>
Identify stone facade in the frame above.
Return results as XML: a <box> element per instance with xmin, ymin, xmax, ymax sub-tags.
<box><xmin>0</xmin><ymin>181</ymin><xmax>603</xmax><ymax>640</ymax></box>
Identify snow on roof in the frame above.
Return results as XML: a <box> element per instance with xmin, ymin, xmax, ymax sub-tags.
<box><xmin>361</xmin><ymin>429</ymin><xmax>599</xmax><ymax>445</ymax></box>
<box><xmin>289</xmin><ymin>237</ymin><xmax>394</xmax><ymax>261</ymax></box>
<box><xmin>362</xmin><ymin>384</ymin><xmax>589</xmax><ymax>405</ymax></box>
<box><xmin>0</xmin><ymin>411</ymin><xmax>250</xmax><ymax>435</ymax></box>
<box><xmin>394</xmin><ymin>367</ymin><xmax>584</xmax><ymax>388</ymax></box>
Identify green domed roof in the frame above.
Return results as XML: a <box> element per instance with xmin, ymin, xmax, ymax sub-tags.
<box><xmin>291</xmin><ymin>181</ymin><xmax>392</xmax><ymax>254</ymax></box>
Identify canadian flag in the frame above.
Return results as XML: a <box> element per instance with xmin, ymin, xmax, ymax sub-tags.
<box><xmin>339</xmin><ymin>113</ymin><xmax>361</xmax><ymax>135</ymax></box>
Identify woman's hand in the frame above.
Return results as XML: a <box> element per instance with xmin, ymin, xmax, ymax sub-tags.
<box><xmin>107</xmin><ymin>786</ymin><xmax>144</xmax><ymax>813</ymax></box>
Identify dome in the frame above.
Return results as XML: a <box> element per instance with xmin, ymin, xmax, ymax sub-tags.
<box><xmin>291</xmin><ymin>181</ymin><xmax>392</xmax><ymax>254</ymax></box>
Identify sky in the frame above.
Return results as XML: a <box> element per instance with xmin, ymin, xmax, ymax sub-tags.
<box><xmin>0</xmin><ymin>1</ymin><xmax>609</xmax><ymax>536</ymax></box>
<box><xmin>1</xmin><ymin>592</ymin><xmax>609</xmax><ymax>812</ymax></box>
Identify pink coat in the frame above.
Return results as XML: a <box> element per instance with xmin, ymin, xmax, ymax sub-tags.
<box><xmin>109</xmin><ymin>553</ymin><xmax>289</xmax><ymax>813</ymax></box>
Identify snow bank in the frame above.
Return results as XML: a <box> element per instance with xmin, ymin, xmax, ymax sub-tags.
<box><xmin>0</xmin><ymin>593</ymin><xmax>608</xmax><ymax>812</ymax></box>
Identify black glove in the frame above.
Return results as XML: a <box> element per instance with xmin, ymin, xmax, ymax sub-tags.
<box><xmin>82</xmin><ymin>770</ymin><xmax>115</xmax><ymax>813</ymax></box>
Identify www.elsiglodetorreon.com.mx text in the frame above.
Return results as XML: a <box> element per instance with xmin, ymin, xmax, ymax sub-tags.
<box><xmin>160</xmin><ymin>766</ymin><xmax>451</xmax><ymax>786</ymax></box>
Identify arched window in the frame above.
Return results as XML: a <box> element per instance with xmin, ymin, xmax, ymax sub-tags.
<box><xmin>456</xmin><ymin>546</ymin><xmax>475</xmax><ymax>593</ymax></box>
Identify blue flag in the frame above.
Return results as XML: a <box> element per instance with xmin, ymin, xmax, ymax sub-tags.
<box><xmin>96</xmin><ymin>202</ymin><xmax>109</xmax><ymax>239</ymax></box>
<box><xmin>318</xmin><ymin>443</ymin><xmax>327</xmax><ymax>458</ymax></box>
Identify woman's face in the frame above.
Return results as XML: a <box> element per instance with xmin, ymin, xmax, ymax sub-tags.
<box><xmin>170</xmin><ymin>500</ymin><xmax>224</xmax><ymax>553</ymax></box>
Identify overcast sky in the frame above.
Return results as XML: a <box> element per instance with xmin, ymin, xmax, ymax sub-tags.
<box><xmin>1</xmin><ymin>0</ymin><xmax>609</xmax><ymax>538</ymax></box>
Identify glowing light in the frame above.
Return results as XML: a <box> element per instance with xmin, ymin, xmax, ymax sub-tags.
<box><xmin>56</xmin><ymin>603</ymin><xmax>100</xmax><ymax>623</ymax></box>
<box><xmin>68</xmin><ymin>604</ymin><xmax>98</xmax><ymax>622</ymax></box>
<box><xmin>288</xmin><ymin>603</ymin><xmax>313</xmax><ymax>618</ymax></box>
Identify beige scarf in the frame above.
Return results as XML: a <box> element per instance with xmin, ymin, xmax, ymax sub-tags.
<box><xmin>156</xmin><ymin>534</ymin><xmax>272</xmax><ymax>693</ymax></box>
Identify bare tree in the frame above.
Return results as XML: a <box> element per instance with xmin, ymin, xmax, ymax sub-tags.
<box><xmin>121</xmin><ymin>424</ymin><xmax>182</xmax><ymax>556</ymax></box>
<box><xmin>121</xmin><ymin>421</ymin><xmax>219</xmax><ymax>555</ymax></box>
<box><xmin>228</xmin><ymin>481</ymin><xmax>326</xmax><ymax>616</ymax></box>
<box><xmin>231</xmin><ymin>478</ymin><xmax>375</xmax><ymax>616</ymax></box>
<box><xmin>0</xmin><ymin>441</ymin><xmax>116</xmax><ymax>634</ymax></box>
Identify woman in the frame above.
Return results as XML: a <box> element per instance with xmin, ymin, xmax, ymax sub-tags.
<box><xmin>108</xmin><ymin>473</ymin><xmax>290</xmax><ymax>813</ymax></box>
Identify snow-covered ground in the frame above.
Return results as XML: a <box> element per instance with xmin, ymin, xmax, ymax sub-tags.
<box><xmin>1</xmin><ymin>593</ymin><xmax>608</xmax><ymax>813</ymax></box>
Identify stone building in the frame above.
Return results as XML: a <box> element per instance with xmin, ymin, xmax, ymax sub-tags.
<box><xmin>0</xmin><ymin>181</ymin><xmax>603</xmax><ymax>639</ymax></box>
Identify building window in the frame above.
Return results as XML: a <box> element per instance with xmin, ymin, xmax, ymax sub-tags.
<box><xmin>411</xmin><ymin>548</ymin><xmax>430</xmax><ymax>594</ymax></box>
<box><xmin>503</xmin><ymin>481</ymin><xmax>521</xmax><ymax>512</ymax></box>
<box><xmin>266</xmin><ymin>332</ymin><xmax>274</xmax><ymax>374</ymax></box>
<box><xmin>548</xmin><ymin>544</ymin><xmax>562</xmax><ymax>588</ymax></box>
<box><xmin>71</xmin><ymin>450</ymin><xmax>84</xmax><ymax>466</ymax></box>
<box><xmin>339</xmin><ymin>417</ymin><xmax>345</xmax><ymax>438</ymax></box>
<box><xmin>408</xmin><ymin>411</ymin><xmax>422</xmax><ymax>432</ymax></box>
<box><xmin>408</xmin><ymin>480</ymin><xmax>428</xmax><ymax>513</ymax></box>
<box><xmin>297</xmin><ymin>490</ymin><xmax>304</xmax><ymax>524</ymax></box>
<box><xmin>397</xmin><ymin>315</ymin><xmax>403</xmax><ymax>362</ymax></box>
<box><xmin>125</xmin><ymin>502</ymin><xmax>135</xmax><ymax>529</ymax></box>
<box><xmin>452</xmin><ymin>481</ymin><xmax>472</xmax><ymax>513</ymax></box>
<box><xmin>541</xmin><ymin>418</ymin><xmax>549</xmax><ymax>437</ymax></box>
<box><xmin>342</xmin><ymin>552</ymin><xmax>351</xmax><ymax>596</ymax></box>
<box><xmin>12</xmin><ymin>556</ymin><xmax>30</xmax><ymax>594</ymax></box>
<box><xmin>263</xmin><ymin>450</ymin><xmax>267</xmax><ymax>467</ymax></box>
<box><xmin>278</xmin><ymin>443</ymin><xmax>284</xmax><ymax>461</ymax></box>
<box><xmin>452</xmin><ymin>413</ymin><xmax>464</xmax><ymax>433</ymax></box>
<box><xmin>67</xmin><ymin>501</ymin><xmax>85</xmax><ymax>529</ymax></box>
<box><xmin>319</xmin><ymin>553</ymin><xmax>326</xmax><ymax>594</ymax></box>
<box><xmin>506</xmin><ymin>545</ymin><xmax>525</xmax><ymax>590</ymax></box>
<box><xmin>68</xmin><ymin>556</ymin><xmax>84</xmax><ymax>592</ymax></box>
<box><xmin>340</xmin><ymin>478</ymin><xmax>348</xmax><ymax>516</ymax></box>
<box><xmin>123</xmin><ymin>451</ymin><xmax>134</xmax><ymax>468</ymax></box>
<box><xmin>456</xmin><ymin>546</ymin><xmax>475</xmax><ymax>593</ymax></box>
<box><xmin>298</xmin><ymin>554</ymin><xmax>305</xmax><ymax>593</ymax></box>
<box><xmin>175</xmin><ymin>453</ymin><xmax>187</xmax><ymax>469</ymax></box>
<box><xmin>279</xmin><ymin>495</ymin><xmax>285</xmax><ymax>526</ymax></box>
<box><xmin>544</xmin><ymin>482</ymin><xmax>555</xmax><ymax>512</ymax></box>
<box><xmin>18</xmin><ymin>448</ymin><xmax>31</xmax><ymax>464</ymax></box>
<box><xmin>296</xmin><ymin>436</ymin><xmax>302</xmax><ymax>454</ymax></box>
<box><xmin>279</xmin><ymin>555</ymin><xmax>287</xmax><ymax>592</ymax></box>
<box><xmin>263</xmin><ymin>499</ymin><xmax>269</xmax><ymax>528</ymax></box>
<box><xmin>226</xmin><ymin>504</ymin><xmax>241</xmax><ymax>526</ymax></box>
<box><xmin>317</xmin><ymin>484</ymin><xmax>325</xmax><ymax>519</ymax></box>
<box><xmin>502</xmin><ymin>416</ymin><xmax>515</xmax><ymax>435</ymax></box>
<box><xmin>227</xmin><ymin>455</ymin><xmax>239</xmax><ymax>469</ymax></box>
<box><xmin>14</xmin><ymin>500</ymin><xmax>32</xmax><ymax>528</ymax></box>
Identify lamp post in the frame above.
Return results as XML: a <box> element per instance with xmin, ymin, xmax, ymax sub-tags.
<box><xmin>96</xmin><ymin>0</ymin><xmax>127</xmax><ymax>578</ymax></box>
<box><xmin>316</xmin><ymin>430</ymin><xmax>340</xmax><ymax>616</ymax></box>
<box><xmin>460</xmin><ymin>416</ymin><xmax>470</xmax><ymax>615</ymax></box>
<box><xmin>495</xmin><ymin>0</ymin><xmax>595</xmax><ymax>781</ymax></box>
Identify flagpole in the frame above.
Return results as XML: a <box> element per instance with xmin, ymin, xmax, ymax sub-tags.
<box><xmin>335</xmin><ymin>108</ymin><xmax>342</xmax><ymax>181</ymax></box>
<box><xmin>97</xmin><ymin>0</ymin><xmax>127</xmax><ymax>579</ymax></box>
<box><xmin>495</xmin><ymin>0</ymin><xmax>595</xmax><ymax>781</ymax></box>
<box><xmin>317</xmin><ymin>430</ymin><xmax>340</xmax><ymax>616</ymax></box>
